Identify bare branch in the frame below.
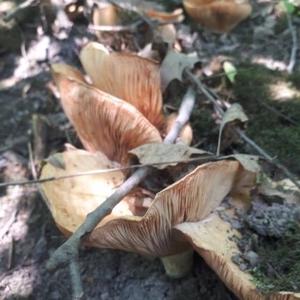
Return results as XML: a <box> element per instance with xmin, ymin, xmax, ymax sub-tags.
<box><xmin>286</xmin><ymin>10</ymin><xmax>298</xmax><ymax>74</ymax></box>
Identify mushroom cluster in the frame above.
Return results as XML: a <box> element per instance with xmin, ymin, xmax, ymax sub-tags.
<box><xmin>41</xmin><ymin>42</ymin><xmax>256</xmax><ymax>280</ymax></box>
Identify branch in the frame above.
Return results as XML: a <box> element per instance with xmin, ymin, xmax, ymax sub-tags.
<box><xmin>286</xmin><ymin>10</ymin><xmax>298</xmax><ymax>74</ymax></box>
<box><xmin>0</xmin><ymin>156</ymin><xmax>215</xmax><ymax>188</ymax></box>
<box><xmin>185</xmin><ymin>70</ymin><xmax>300</xmax><ymax>190</ymax></box>
<box><xmin>46</xmin><ymin>87</ymin><xmax>196</xmax><ymax>297</ymax></box>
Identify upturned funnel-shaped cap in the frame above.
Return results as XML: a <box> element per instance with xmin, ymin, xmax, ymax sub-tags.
<box><xmin>41</xmin><ymin>156</ymin><xmax>254</xmax><ymax>257</ymax></box>
<box><xmin>51</xmin><ymin>64</ymin><xmax>162</xmax><ymax>164</ymax></box>
<box><xmin>79</xmin><ymin>42</ymin><xmax>164</xmax><ymax>129</ymax></box>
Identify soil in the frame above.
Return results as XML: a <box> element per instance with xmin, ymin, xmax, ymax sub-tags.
<box><xmin>1</xmin><ymin>0</ymin><xmax>300</xmax><ymax>299</ymax></box>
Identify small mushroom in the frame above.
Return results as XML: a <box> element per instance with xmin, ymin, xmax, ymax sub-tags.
<box><xmin>183</xmin><ymin>0</ymin><xmax>252</xmax><ymax>33</ymax></box>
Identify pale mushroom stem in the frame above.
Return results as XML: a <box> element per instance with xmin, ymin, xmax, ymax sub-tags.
<box><xmin>160</xmin><ymin>250</ymin><xmax>194</xmax><ymax>279</ymax></box>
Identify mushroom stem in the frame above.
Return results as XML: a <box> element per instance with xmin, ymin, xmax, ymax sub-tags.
<box><xmin>160</xmin><ymin>249</ymin><xmax>194</xmax><ymax>279</ymax></box>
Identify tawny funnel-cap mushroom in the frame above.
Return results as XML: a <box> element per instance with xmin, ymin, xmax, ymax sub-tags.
<box><xmin>183</xmin><ymin>0</ymin><xmax>252</xmax><ymax>33</ymax></box>
<box><xmin>43</xmin><ymin>43</ymin><xmax>249</xmax><ymax>278</ymax></box>
<box><xmin>41</xmin><ymin>150</ymin><xmax>254</xmax><ymax>277</ymax></box>
<box><xmin>176</xmin><ymin>214</ymin><xmax>300</xmax><ymax>299</ymax></box>
<box><xmin>51</xmin><ymin>64</ymin><xmax>162</xmax><ymax>165</ymax></box>
<box><xmin>79</xmin><ymin>42</ymin><xmax>164</xmax><ymax>130</ymax></box>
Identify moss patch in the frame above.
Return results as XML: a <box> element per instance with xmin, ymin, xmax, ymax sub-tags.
<box><xmin>232</xmin><ymin>64</ymin><xmax>300</xmax><ymax>175</ymax></box>
<box><xmin>251</xmin><ymin>222</ymin><xmax>300</xmax><ymax>293</ymax></box>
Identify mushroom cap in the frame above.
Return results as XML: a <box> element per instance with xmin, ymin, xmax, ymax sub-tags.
<box><xmin>79</xmin><ymin>42</ymin><xmax>164</xmax><ymax>129</ymax></box>
<box><xmin>40</xmin><ymin>149</ymin><xmax>134</xmax><ymax>233</ymax></box>
<box><xmin>176</xmin><ymin>214</ymin><xmax>300</xmax><ymax>300</ymax></box>
<box><xmin>51</xmin><ymin>64</ymin><xmax>162</xmax><ymax>164</ymax></box>
<box><xmin>41</xmin><ymin>154</ymin><xmax>254</xmax><ymax>257</ymax></box>
<box><xmin>183</xmin><ymin>0</ymin><xmax>252</xmax><ymax>33</ymax></box>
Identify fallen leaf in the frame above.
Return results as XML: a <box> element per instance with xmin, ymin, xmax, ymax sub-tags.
<box><xmin>227</xmin><ymin>154</ymin><xmax>260</xmax><ymax>173</ymax></box>
<box><xmin>129</xmin><ymin>143</ymin><xmax>211</xmax><ymax>169</ymax></box>
<box><xmin>223</xmin><ymin>61</ymin><xmax>237</xmax><ymax>83</ymax></box>
<box><xmin>217</xmin><ymin>104</ymin><xmax>248</xmax><ymax>155</ymax></box>
<box><xmin>160</xmin><ymin>50</ymin><xmax>199</xmax><ymax>91</ymax></box>
<box><xmin>45</xmin><ymin>153</ymin><xmax>66</xmax><ymax>170</ymax></box>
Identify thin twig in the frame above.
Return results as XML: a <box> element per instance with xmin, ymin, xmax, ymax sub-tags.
<box><xmin>0</xmin><ymin>155</ymin><xmax>215</xmax><ymax>188</ymax></box>
<box><xmin>69</xmin><ymin>260</ymin><xmax>83</xmax><ymax>300</ymax></box>
<box><xmin>186</xmin><ymin>70</ymin><xmax>300</xmax><ymax>189</ymax></box>
<box><xmin>88</xmin><ymin>20</ymin><xmax>142</xmax><ymax>32</ymax></box>
<box><xmin>7</xmin><ymin>237</ymin><xmax>14</xmax><ymax>270</ymax></box>
<box><xmin>46</xmin><ymin>88</ymin><xmax>197</xmax><ymax>297</ymax></box>
<box><xmin>286</xmin><ymin>10</ymin><xmax>298</xmax><ymax>74</ymax></box>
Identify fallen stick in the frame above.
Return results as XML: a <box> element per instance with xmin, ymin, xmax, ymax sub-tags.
<box><xmin>185</xmin><ymin>70</ymin><xmax>300</xmax><ymax>190</ymax></box>
<box><xmin>46</xmin><ymin>87</ymin><xmax>196</xmax><ymax>299</ymax></box>
<box><xmin>0</xmin><ymin>156</ymin><xmax>215</xmax><ymax>188</ymax></box>
<box><xmin>286</xmin><ymin>9</ymin><xmax>298</xmax><ymax>74</ymax></box>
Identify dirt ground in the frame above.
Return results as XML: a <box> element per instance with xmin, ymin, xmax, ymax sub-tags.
<box><xmin>0</xmin><ymin>0</ymin><xmax>299</xmax><ymax>299</ymax></box>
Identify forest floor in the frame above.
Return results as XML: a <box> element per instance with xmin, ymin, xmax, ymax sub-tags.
<box><xmin>0</xmin><ymin>0</ymin><xmax>300</xmax><ymax>299</ymax></box>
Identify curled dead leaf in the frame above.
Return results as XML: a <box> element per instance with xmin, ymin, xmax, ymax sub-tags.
<box><xmin>129</xmin><ymin>143</ymin><xmax>210</xmax><ymax>169</ymax></box>
<box><xmin>183</xmin><ymin>0</ymin><xmax>252</xmax><ymax>33</ymax></box>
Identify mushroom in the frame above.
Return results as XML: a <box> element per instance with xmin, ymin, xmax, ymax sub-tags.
<box><xmin>176</xmin><ymin>213</ymin><xmax>300</xmax><ymax>299</ymax></box>
<box><xmin>183</xmin><ymin>0</ymin><xmax>252</xmax><ymax>33</ymax></box>
<box><xmin>42</xmin><ymin>42</ymin><xmax>255</xmax><ymax>278</ymax></box>
<box><xmin>79</xmin><ymin>42</ymin><xmax>164</xmax><ymax>130</ymax></box>
<box><xmin>51</xmin><ymin>63</ymin><xmax>162</xmax><ymax>165</ymax></box>
<box><xmin>41</xmin><ymin>150</ymin><xmax>254</xmax><ymax>277</ymax></box>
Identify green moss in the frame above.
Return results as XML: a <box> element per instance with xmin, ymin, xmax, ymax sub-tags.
<box><xmin>251</xmin><ymin>223</ymin><xmax>300</xmax><ymax>293</ymax></box>
<box><xmin>289</xmin><ymin>71</ymin><xmax>300</xmax><ymax>89</ymax></box>
<box><xmin>232</xmin><ymin>64</ymin><xmax>300</xmax><ymax>175</ymax></box>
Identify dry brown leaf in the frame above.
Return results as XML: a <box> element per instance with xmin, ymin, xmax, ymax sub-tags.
<box><xmin>183</xmin><ymin>0</ymin><xmax>252</xmax><ymax>33</ymax></box>
<box><xmin>176</xmin><ymin>214</ymin><xmax>300</xmax><ymax>300</ymax></box>
<box><xmin>80</xmin><ymin>42</ymin><xmax>164</xmax><ymax>129</ymax></box>
<box><xmin>52</xmin><ymin>65</ymin><xmax>162</xmax><ymax>164</ymax></box>
<box><xmin>129</xmin><ymin>143</ymin><xmax>210</xmax><ymax>169</ymax></box>
<box><xmin>160</xmin><ymin>50</ymin><xmax>199</xmax><ymax>91</ymax></box>
<box><xmin>217</xmin><ymin>103</ymin><xmax>248</xmax><ymax>155</ymax></box>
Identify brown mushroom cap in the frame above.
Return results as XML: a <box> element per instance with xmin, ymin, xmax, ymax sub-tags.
<box><xmin>176</xmin><ymin>214</ymin><xmax>300</xmax><ymax>300</ymax></box>
<box><xmin>40</xmin><ymin>149</ymin><xmax>131</xmax><ymax>233</ymax></box>
<box><xmin>51</xmin><ymin>63</ymin><xmax>162</xmax><ymax>164</ymax></box>
<box><xmin>183</xmin><ymin>0</ymin><xmax>252</xmax><ymax>33</ymax></box>
<box><xmin>79</xmin><ymin>42</ymin><xmax>164</xmax><ymax>129</ymax></box>
<box><xmin>88</xmin><ymin>160</ymin><xmax>252</xmax><ymax>256</ymax></box>
<box><xmin>41</xmin><ymin>156</ymin><xmax>251</xmax><ymax>257</ymax></box>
